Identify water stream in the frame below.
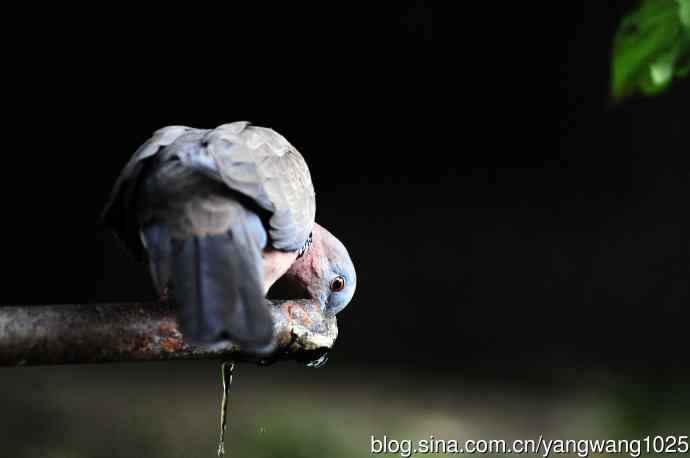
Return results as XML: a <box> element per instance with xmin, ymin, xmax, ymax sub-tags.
<box><xmin>217</xmin><ymin>361</ymin><xmax>235</xmax><ymax>457</ymax></box>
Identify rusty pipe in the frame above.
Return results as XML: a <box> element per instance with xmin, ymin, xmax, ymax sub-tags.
<box><xmin>0</xmin><ymin>300</ymin><xmax>337</xmax><ymax>366</ymax></box>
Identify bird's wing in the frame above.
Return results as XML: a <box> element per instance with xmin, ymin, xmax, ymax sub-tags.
<box><xmin>102</xmin><ymin>125</ymin><xmax>191</xmax><ymax>258</ymax></box>
<box><xmin>204</xmin><ymin>122</ymin><xmax>316</xmax><ymax>251</ymax></box>
<box><xmin>104</xmin><ymin>122</ymin><xmax>316</xmax><ymax>255</ymax></box>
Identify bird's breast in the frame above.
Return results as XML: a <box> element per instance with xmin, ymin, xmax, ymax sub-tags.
<box><xmin>261</xmin><ymin>247</ymin><xmax>299</xmax><ymax>293</ymax></box>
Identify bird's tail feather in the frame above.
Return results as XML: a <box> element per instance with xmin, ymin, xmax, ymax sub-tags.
<box><xmin>144</xmin><ymin>215</ymin><xmax>275</xmax><ymax>355</ymax></box>
<box><xmin>141</xmin><ymin>223</ymin><xmax>172</xmax><ymax>294</ymax></box>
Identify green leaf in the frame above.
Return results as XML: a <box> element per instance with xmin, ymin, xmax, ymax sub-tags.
<box><xmin>648</xmin><ymin>42</ymin><xmax>682</xmax><ymax>87</ymax></box>
<box><xmin>611</xmin><ymin>0</ymin><xmax>690</xmax><ymax>101</ymax></box>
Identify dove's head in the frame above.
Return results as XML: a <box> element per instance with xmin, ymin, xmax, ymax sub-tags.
<box><xmin>269</xmin><ymin>223</ymin><xmax>356</xmax><ymax>315</ymax></box>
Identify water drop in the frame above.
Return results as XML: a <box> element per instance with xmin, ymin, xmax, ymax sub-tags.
<box><xmin>305</xmin><ymin>352</ymin><xmax>329</xmax><ymax>368</ymax></box>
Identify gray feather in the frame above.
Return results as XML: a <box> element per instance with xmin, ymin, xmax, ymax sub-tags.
<box><xmin>200</xmin><ymin>122</ymin><xmax>315</xmax><ymax>250</ymax></box>
<box><xmin>105</xmin><ymin>122</ymin><xmax>315</xmax><ymax>255</ymax></box>
<box><xmin>147</xmin><ymin>204</ymin><xmax>274</xmax><ymax>351</ymax></box>
<box><xmin>104</xmin><ymin>121</ymin><xmax>315</xmax><ymax>352</ymax></box>
<box><xmin>103</xmin><ymin>126</ymin><xmax>190</xmax><ymax>259</ymax></box>
<box><xmin>141</xmin><ymin>223</ymin><xmax>171</xmax><ymax>292</ymax></box>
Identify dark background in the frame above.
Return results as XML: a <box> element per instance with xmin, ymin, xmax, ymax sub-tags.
<box><xmin>5</xmin><ymin>4</ymin><xmax>690</xmax><ymax>457</ymax></box>
<box><xmin>1</xmin><ymin>2</ymin><xmax>688</xmax><ymax>380</ymax></box>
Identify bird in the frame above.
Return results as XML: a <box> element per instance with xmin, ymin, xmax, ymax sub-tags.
<box><xmin>103</xmin><ymin>121</ymin><xmax>316</xmax><ymax>355</ymax></box>
<box><xmin>268</xmin><ymin>223</ymin><xmax>356</xmax><ymax>316</ymax></box>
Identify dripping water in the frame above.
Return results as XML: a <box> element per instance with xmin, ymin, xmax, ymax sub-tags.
<box><xmin>217</xmin><ymin>361</ymin><xmax>236</xmax><ymax>457</ymax></box>
<box><xmin>305</xmin><ymin>352</ymin><xmax>329</xmax><ymax>368</ymax></box>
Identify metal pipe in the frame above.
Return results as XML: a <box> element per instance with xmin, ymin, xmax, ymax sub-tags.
<box><xmin>0</xmin><ymin>300</ymin><xmax>337</xmax><ymax>366</ymax></box>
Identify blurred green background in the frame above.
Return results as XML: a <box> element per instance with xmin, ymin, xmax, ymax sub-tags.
<box><xmin>2</xmin><ymin>362</ymin><xmax>690</xmax><ymax>457</ymax></box>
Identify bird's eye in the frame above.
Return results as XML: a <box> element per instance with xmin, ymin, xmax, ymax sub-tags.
<box><xmin>330</xmin><ymin>276</ymin><xmax>346</xmax><ymax>292</ymax></box>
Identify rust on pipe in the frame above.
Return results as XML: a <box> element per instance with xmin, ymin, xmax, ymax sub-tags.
<box><xmin>0</xmin><ymin>300</ymin><xmax>337</xmax><ymax>366</ymax></box>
